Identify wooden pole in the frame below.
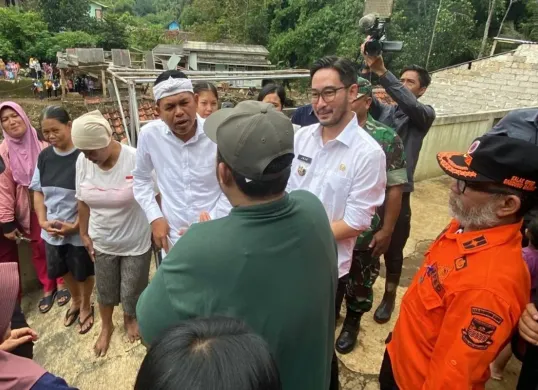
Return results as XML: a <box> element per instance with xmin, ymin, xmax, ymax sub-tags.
<box><xmin>101</xmin><ymin>69</ymin><xmax>107</xmax><ymax>98</ymax></box>
<box><xmin>60</xmin><ymin>69</ymin><xmax>66</xmax><ymax>99</ymax></box>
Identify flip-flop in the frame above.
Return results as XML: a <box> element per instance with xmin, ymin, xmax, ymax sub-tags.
<box><xmin>38</xmin><ymin>290</ymin><xmax>57</xmax><ymax>314</ymax></box>
<box><xmin>56</xmin><ymin>289</ymin><xmax>71</xmax><ymax>307</ymax></box>
<box><xmin>78</xmin><ymin>305</ymin><xmax>95</xmax><ymax>335</ymax></box>
<box><xmin>64</xmin><ymin>307</ymin><xmax>80</xmax><ymax>327</ymax></box>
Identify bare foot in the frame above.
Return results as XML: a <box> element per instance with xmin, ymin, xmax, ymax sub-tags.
<box><xmin>94</xmin><ymin>325</ymin><xmax>115</xmax><ymax>357</ymax></box>
<box><xmin>489</xmin><ymin>363</ymin><xmax>503</xmax><ymax>381</ymax></box>
<box><xmin>124</xmin><ymin>314</ymin><xmax>140</xmax><ymax>343</ymax></box>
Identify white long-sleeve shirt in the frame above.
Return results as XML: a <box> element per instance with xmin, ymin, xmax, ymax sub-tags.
<box><xmin>133</xmin><ymin>118</ymin><xmax>231</xmax><ymax>244</ymax></box>
<box><xmin>287</xmin><ymin>115</ymin><xmax>387</xmax><ymax>277</ymax></box>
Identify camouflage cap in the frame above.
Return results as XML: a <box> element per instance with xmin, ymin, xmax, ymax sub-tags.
<box><xmin>356</xmin><ymin>76</ymin><xmax>372</xmax><ymax>98</ymax></box>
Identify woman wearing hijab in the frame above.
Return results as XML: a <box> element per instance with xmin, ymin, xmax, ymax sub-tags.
<box><xmin>72</xmin><ymin>111</ymin><xmax>152</xmax><ymax>357</ymax></box>
<box><xmin>0</xmin><ymin>102</ymin><xmax>69</xmax><ymax>314</ymax></box>
<box><xmin>0</xmin><ymin>262</ymin><xmax>77</xmax><ymax>390</ymax></box>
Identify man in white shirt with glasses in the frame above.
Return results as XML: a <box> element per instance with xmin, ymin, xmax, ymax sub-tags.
<box><xmin>287</xmin><ymin>56</ymin><xmax>387</xmax><ymax>390</ymax></box>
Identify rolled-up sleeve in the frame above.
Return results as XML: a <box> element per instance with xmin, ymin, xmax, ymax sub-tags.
<box><xmin>133</xmin><ymin>131</ymin><xmax>163</xmax><ymax>224</ymax></box>
<box><xmin>343</xmin><ymin>148</ymin><xmax>386</xmax><ymax>231</ymax></box>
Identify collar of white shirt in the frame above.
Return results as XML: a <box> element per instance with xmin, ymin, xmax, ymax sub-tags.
<box><xmin>161</xmin><ymin>113</ymin><xmax>207</xmax><ymax>145</ymax></box>
<box><xmin>309</xmin><ymin>113</ymin><xmax>359</xmax><ymax>148</ymax></box>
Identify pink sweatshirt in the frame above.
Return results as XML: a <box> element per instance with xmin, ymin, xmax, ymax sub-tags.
<box><xmin>0</xmin><ymin>140</ymin><xmax>47</xmax><ymax>234</ymax></box>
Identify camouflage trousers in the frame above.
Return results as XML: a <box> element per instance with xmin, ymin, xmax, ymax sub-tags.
<box><xmin>341</xmin><ymin>247</ymin><xmax>381</xmax><ymax>315</ymax></box>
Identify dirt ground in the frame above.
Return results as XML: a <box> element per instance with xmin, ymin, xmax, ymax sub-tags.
<box><xmin>19</xmin><ymin>176</ymin><xmax>520</xmax><ymax>389</ymax></box>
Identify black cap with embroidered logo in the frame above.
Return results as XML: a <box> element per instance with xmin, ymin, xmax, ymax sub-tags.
<box><xmin>436</xmin><ymin>135</ymin><xmax>538</xmax><ymax>193</ymax></box>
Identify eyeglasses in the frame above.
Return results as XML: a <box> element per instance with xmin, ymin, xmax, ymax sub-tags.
<box><xmin>310</xmin><ymin>87</ymin><xmax>347</xmax><ymax>103</ymax></box>
<box><xmin>456</xmin><ymin>179</ymin><xmax>514</xmax><ymax>195</ymax></box>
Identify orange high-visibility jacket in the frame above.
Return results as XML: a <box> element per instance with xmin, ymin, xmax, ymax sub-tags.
<box><xmin>387</xmin><ymin>219</ymin><xmax>530</xmax><ymax>390</ymax></box>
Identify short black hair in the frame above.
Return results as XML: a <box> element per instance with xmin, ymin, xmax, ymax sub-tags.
<box><xmin>40</xmin><ymin>105</ymin><xmax>71</xmax><ymax>125</ymax></box>
<box><xmin>528</xmin><ymin>217</ymin><xmax>538</xmax><ymax>248</ymax></box>
<box><xmin>310</xmin><ymin>56</ymin><xmax>358</xmax><ymax>87</ymax></box>
<box><xmin>154</xmin><ymin>70</ymin><xmax>188</xmax><ymax>86</ymax></box>
<box><xmin>217</xmin><ymin>151</ymin><xmax>293</xmax><ymax>199</ymax></box>
<box><xmin>400</xmin><ymin>65</ymin><xmax>431</xmax><ymax>88</ymax></box>
<box><xmin>193</xmin><ymin>82</ymin><xmax>219</xmax><ymax>101</ymax></box>
<box><xmin>135</xmin><ymin>317</ymin><xmax>282</xmax><ymax>390</ymax></box>
<box><xmin>257</xmin><ymin>84</ymin><xmax>287</xmax><ymax>108</ymax></box>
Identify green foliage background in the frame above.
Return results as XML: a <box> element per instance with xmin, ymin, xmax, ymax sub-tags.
<box><xmin>0</xmin><ymin>0</ymin><xmax>536</xmax><ymax>74</ymax></box>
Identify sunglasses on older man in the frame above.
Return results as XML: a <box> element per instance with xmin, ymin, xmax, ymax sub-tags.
<box><xmin>456</xmin><ymin>179</ymin><xmax>514</xmax><ymax>195</ymax></box>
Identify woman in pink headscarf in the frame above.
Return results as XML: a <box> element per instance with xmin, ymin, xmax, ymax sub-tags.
<box><xmin>0</xmin><ymin>102</ymin><xmax>69</xmax><ymax>313</ymax></box>
<box><xmin>0</xmin><ymin>262</ymin><xmax>77</xmax><ymax>390</ymax></box>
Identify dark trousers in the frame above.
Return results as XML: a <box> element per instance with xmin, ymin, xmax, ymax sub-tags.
<box><xmin>517</xmin><ymin>344</ymin><xmax>538</xmax><ymax>390</ymax></box>
<box><xmin>10</xmin><ymin>303</ymin><xmax>34</xmax><ymax>359</ymax></box>
<box><xmin>329</xmin><ymin>351</ymin><xmax>339</xmax><ymax>390</ymax></box>
<box><xmin>379</xmin><ymin>349</ymin><xmax>399</xmax><ymax>390</ymax></box>
<box><xmin>381</xmin><ymin>192</ymin><xmax>411</xmax><ymax>275</ymax></box>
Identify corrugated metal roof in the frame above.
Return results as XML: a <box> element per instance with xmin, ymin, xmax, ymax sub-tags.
<box><xmin>184</xmin><ymin>41</ymin><xmax>269</xmax><ymax>55</ymax></box>
<box><xmin>153</xmin><ymin>44</ymin><xmax>185</xmax><ymax>55</ymax></box>
<box><xmin>153</xmin><ymin>42</ymin><xmax>269</xmax><ymax>56</ymax></box>
<box><xmin>89</xmin><ymin>0</ymin><xmax>109</xmax><ymax>8</ymax></box>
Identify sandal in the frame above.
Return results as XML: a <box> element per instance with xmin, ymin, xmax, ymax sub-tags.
<box><xmin>78</xmin><ymin>305</ymin><xmax>95</xmax><ymax>335</ymax></box>
<box><xmin>64</xmin><ymin>307</ymin><xmax>80</xmax><ymax>327</ymax></box>
<box><xmin>56</xmin><ymin>289</ymin><xmax>71</xmax><ymax>307</ymax></box>
<box><xmin>38</xmin><ymin>290</ymin><xmax>57</xmax><ymax>314</ymax></box>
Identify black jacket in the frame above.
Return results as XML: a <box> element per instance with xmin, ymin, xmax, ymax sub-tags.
<box><xmin>370</xmin><ymin>71</ymin><xmax>436</xmax><ymax>192</ymax></box>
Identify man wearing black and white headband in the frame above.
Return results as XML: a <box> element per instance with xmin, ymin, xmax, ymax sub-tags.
<box><xmin>133</xmin><ymin>70</ymin><xmax>230</xmax><ymax>253</ymax></box>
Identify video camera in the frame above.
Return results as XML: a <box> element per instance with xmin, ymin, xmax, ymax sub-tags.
<box><xmin>359</xmin><ymin>14</ymin><xmax>403</xmax><ymax>57</ymax></box>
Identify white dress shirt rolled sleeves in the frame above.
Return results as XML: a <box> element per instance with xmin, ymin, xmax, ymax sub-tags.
<box><xmin>287</xmin><ymin>115</ymin><xmax>387</xmax><ymax>277</ymax></box>
<box><xmin>133</xmin><ymin>118</ymin><xmax>231</xmax><ymax>244</ymax></box>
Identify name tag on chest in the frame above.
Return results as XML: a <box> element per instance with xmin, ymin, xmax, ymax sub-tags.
<box><xmin>298</xmin><ymin>155</ymin><xmax>312</xmax><ymax>164</ymax></box>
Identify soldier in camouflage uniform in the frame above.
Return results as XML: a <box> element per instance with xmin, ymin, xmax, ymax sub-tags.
<box><xmin>335</xmin><ymin>77</ymin><xmax>408</xmax><ymax>354</ymax></box>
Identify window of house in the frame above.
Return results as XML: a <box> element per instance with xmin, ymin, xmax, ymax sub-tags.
<box><xmin>95</xmin><ymin>8</ymin><xmax>103</xmax><ymax>20</ymax></box>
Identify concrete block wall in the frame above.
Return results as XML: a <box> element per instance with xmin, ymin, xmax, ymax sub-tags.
<box><xmin>414</xmin><ymin>107</ymin><xmax>538</xmax><ymax>182</ymax></box>
<box><xmin>422</xmin><ymin>45</ymin><xmax>538</xmax><ymax>115</ymax></box>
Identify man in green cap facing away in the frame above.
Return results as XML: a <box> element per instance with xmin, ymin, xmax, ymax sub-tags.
<box><xmin>136</xmin><ymin>101</ymin><xmax>338</xmax><ymax>390</ymax></box>
<box><xmin>335</xmin><ymin>77</ymin><xmax>408</xmax><ymax>354</ymax></box>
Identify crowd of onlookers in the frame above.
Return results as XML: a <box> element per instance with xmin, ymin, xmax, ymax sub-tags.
<box><xmin>2</xmin><ymin>41</ymin><xmax>538</xmax><ymax>390</ymax></box>
<box><xmin>0</xmin><ymin>58</ymin><xmax>20</xmax><ymax>81</ymax></box>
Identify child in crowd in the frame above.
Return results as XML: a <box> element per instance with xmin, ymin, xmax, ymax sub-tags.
<box><xmin>490</xmin><ymin>218</ymin><xmax>538</xmax><ymax>380</ymax></box>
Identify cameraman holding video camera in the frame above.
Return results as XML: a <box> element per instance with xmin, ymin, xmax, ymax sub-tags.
<box><xmin>361</xmin><ymin>40</ymin><xmax>436</xmax><ymax>324</ymax></box>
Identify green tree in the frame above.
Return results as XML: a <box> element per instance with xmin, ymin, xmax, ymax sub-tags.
<box><xmin>133</xmin><ymin>0</ymin><xmax>155</xmax><ymax>16</ymax></box>
<box><xmin>34</xmin><ymin>31</ymin><xmax>97</xmax><ymax>60</ymax></box>
<box><xmin>0</xmin><ymin>7</ymin><xmax>50</xmax><ymax>62</ymax></box>
<box><xmin>521</xmin><ymin>0</ymin><xmax>538</xmax><ymax>41</ymax></box>
<box><xmin>111</xmin><ymin>0</ymin><xmax>135</xmax><ymax>13</ymax></box>
<box><xmin>181</xmin><ymin>0</ymin><xmax>279</xmax><ymax>45</ymax></box>
<box><xmin>268</xmin><ymin>0</ymin><xmax>362</xmax><ymax>67</ymax></box>
<box><xmin>93</xmin><ymin>13</ymin><xmax>129</xmax><ymax>50</ymax></box>
<box><xmin>37</xmin><ymin>0</ymin><xmax>91</xmax><ymax>32</ymax></box>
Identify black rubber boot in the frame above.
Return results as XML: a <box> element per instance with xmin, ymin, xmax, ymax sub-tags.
<box><xmin>335</xmin><ymin>312</ymin><xmax>362</xmax><ymax>354</ymax></box>
<box><xmin>374</xmin><ymin>273</ymin><xmax>401</xmax><ymax>324</ymax></box>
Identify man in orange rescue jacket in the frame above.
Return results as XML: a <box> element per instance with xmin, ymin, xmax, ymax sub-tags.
<box><xmin>379</xmin><ymin>134</ymin><xmax>538</xmax><ymax>390</ymax></box>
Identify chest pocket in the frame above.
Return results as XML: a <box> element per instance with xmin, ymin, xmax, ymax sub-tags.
<box><xmin>416</xmin><ymin>262</ymin><xmax>446</xmax><ymax>312</ymax></box>
<box><xmin>321</xmin><ymin>171</ymin><xmax>351</xmax><ymax>212</ymax></box>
